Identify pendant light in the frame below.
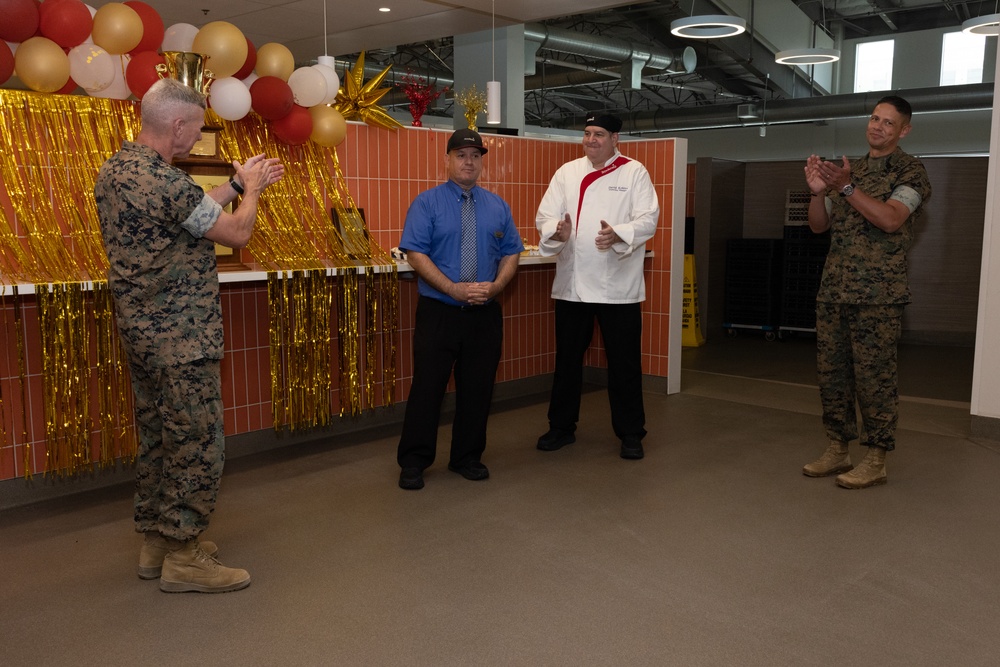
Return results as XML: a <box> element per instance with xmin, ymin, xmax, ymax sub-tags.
<box><xmin>776</xmin><ymin>4</ymin><xmax>840</xmax><ymax>65</ymax></box>
<box><xmin>963</xmin><ymin>1</ymin><xmax>1000</xmax><ymax>36</ymax></box>
<box><xmin>670</xmin><ymin>14</ymin><xmax>747</xmax><ymax>39</ymax></box>
<box><xmin>487</xmin><ymin>0</ymin><xmax>501</xmax><ymax>124</ymax></box>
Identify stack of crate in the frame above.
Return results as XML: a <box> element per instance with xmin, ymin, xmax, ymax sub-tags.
<box><xmin>780</xmin><ymin>225</ymin><xmax>831</xmax><ymax>333</ymax></box>
<box><xmin>723</xmin><ymin>238</ymin><xmax>783</xmax><ymax>336</ymax></box>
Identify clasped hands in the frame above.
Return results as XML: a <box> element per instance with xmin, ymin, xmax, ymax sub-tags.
<box><xmin>551</xmin><ymin>212</ymin><xmax>621</xmax><ymax>250</ymax></box>
<box><xmin>805</xmin><ymin>154</ymin><xmax>851</xmax><ymax>195</ymax></box>
<box><xmin>453</xmin><ymin>281</ymin><xmax>493</xmax><ymax>306</ymax></box>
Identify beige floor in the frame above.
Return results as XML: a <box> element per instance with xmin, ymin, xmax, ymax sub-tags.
<box><xmin>1</xmin><ymin>337</ymin><xmax>998</xmax><ymax>666</ymax></box>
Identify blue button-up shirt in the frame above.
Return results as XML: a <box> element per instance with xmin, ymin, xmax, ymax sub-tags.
<box><xmin>400</xmin><ymin>180</ymin><xmax>523</xmax><ymax>306</ymax></box>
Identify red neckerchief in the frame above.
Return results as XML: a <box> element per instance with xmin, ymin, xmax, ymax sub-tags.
<box><xmin>577</xmin><ymin>155</ymin><xmax>631</xmax><ymax>231</ymax></box>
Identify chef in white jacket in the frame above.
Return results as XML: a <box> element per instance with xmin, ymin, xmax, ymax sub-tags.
<box><xmin>534</xmin><ymin>113</ymin><xmax>659</xmax><ymax>461</ymax></box>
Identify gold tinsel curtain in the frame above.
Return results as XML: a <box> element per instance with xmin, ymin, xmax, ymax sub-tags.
<box><xmin>0</xmin><ymin>90</ymin><xmax>399</xmax><ymax>480</ymax></box>
<box><xmin>0</xmin><ymin>90</ymin><xmax>137</xmax><ymax>479</ymax></box>
<box><xmin>216</xmin><ymin>113</ymin><xmax>398</xmax><ymax>427</ymax></box>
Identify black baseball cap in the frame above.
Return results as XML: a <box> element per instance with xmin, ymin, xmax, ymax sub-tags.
<box><xmin>447</xmin><ymin>128</ymin><xmax>488</xmax><ymax>154</ymax></box>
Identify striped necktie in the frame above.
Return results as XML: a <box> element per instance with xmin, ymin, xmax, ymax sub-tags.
<box><xmin>459</xmin><ymin>191</ymin><xmax>477</xmax><ymax>282</ymax></box>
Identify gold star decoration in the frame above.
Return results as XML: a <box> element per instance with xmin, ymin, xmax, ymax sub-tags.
<box><xmin>334</xmin><ymin>52</ymin><xmax>404</xmax><ymax>131</ymax></box>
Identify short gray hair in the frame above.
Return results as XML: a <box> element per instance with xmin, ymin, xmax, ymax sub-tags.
<box><xmin>140</xmin><ymin>78</ymin><xmax>207</xmax><ymax>132</ymax></box>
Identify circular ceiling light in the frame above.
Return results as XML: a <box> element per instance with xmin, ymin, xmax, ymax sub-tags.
<box><xmin>670</xmin><ymin>15</ymin><xmax>747</xmax><ymax>39</ymax></box>
<box><xmin>775</xmin><ymin>48</ymin><xmax>841</xmax><ymax>65</ymax></box>
<box><xmin>962</xmin><ymin>14</ymin><xmax>1000</xmax><ymax>35</ymax></box>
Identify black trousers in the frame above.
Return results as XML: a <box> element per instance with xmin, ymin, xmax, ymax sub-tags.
<box><xmin>547</xmin><ymin>299</ymin><xmax>646</xmax><ymax>441</ymax></box>
<box><xmin>397</xmin><ymin>296</ymin><xmax>504</xmax><ymax>469</ymax></box>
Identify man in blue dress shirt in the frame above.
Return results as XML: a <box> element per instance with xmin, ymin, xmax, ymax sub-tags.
<box><xmin>396</xmin><ymin>129</ymin><xmax>523</xmax><ymax>490</ymax></box>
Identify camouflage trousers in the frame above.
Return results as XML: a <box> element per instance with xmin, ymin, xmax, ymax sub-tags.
<box><xmin>129</xmin><ymin>357</ymin><xmax>225</xmax><ymax>541</ymax></box>
<box><xmin>816</xmin><ymin>302</ymin><xmax>904</xmax><ymax>451</ymax></box>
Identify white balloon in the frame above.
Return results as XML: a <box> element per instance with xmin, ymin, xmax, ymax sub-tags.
<box><xmin>312</xmin><ymin>63</ymin><xmax>340</xmax><ymax>105</ymax></box>
<box><xmin>241</xmin><ymin>71</ymin><xmax>258</xmax><ymax>88</ymax></box>
<box><xmin>162</xmin><ymin>23</ymin><xmax>199</xmax><ymax>53</ymax></box>
<box><xmin>209</xmin><ymin>76</ymin><xmax>251</xmax><ymax>121</ymax></box>
<box><xmin>89</xmin><ymin>54</ymin><xmax>132</xmax><ymax>99</ymax></box>
<box><xmin>68</xmin><ymin>44</ymin><xmax>114</xmax><ymax>93</ymax></box>
<box><xmin>287</xmin><ymin>66</ymin><xmax>326</xmax><ymax>108</ymax></box>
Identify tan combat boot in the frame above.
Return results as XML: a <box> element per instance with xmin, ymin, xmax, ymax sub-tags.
<box><xmin>138</xmin><ymin>533</ymin><xmax>219</xmax><ymax>580</ymax></box>
<box><xmin>836</xmin><ymin>446</ymin><xmax>887</xmax><ymax>489</ymax></box>
<box><xmin>802</xmin><ymin>440</ymin><xmax>852</xmax><ymax>477</ymax></box>
<box><xmin>159</xmin><ymin>540</ymin><xmax>251</xmax><ymax>593</ymax></box>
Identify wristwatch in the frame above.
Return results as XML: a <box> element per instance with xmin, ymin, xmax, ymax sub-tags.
<box><xmin>840</xmin><ymin>183</ymin><xmax>855</xmax><ymax>197</ymax></box>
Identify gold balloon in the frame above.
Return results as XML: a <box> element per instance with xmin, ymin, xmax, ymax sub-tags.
<box><xmin>255</xmin><ymin>42</ymin><xmax>294</xmax><ymax>81</ymax></box>
<box><xmin>309</xmin><ymin>105</ymin><xmax>347</xmax><ymax>147</ymax></box>
<box><xmin>13</xmin><ymin>37</ymin><xmax>70</xmax><ymax>93</ymax></box>
<box><xmin>92</xmin><ymin>3</ymin><xmax>143</xmax><ymax>55</ymax></box>
<box><xmin>191</xmin><ymin>21</ymin><xmax>247</xmax><ymax>80</ymax></box>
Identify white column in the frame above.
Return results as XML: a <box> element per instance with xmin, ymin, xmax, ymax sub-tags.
<box><xmin>971</xmin><ymin>43</ymin><xmax>1000</xmax><ymax>427</ymax></box>
<box><xmin>453</xmin><ymin>26</ymin><xmax>525</xmax><ymax>133</ymax></box>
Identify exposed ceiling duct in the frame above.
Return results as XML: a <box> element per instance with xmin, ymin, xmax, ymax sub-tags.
<box><xmin>522</xmin><ymin>22</ymin><xmax>697</xmax><ymax>76</ymax></box>
<box><xmin>527</xmin><ymin>58</ymin><xmax>746</xmax><ymax>100</ymax></box>
<box><xmin>576</xmin><ymin>83</ymin><xmax>995</xmax><ymax>134</ymax></box>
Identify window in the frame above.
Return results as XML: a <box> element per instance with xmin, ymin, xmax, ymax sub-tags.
<box><xmin>941</xmin><ymin>31</ymin><xmax>985</xmax><ymax>85</ymax></box>
<box><xmin>854</xmin><ymin>40</ymin><xmax>894</xmax><ymax>92</ymax></box>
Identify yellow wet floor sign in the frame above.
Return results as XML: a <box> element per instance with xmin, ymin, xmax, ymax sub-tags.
<box><xmin>682</xmin><ymin>254</ymin><xmax>705</xmax><ymax>347</ymax></box>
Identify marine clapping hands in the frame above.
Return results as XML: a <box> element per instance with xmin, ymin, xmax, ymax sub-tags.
<box><xmin>805</xmin><ymin>154</ymin><xmax>851</xmax><ymax>194</ymax></box>
<box><xmin>232</xmin><ymin>154</ymin><xmax>285</xmax><ymax>196</ymax></box>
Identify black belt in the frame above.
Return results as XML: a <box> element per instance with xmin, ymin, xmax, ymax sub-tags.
<box><xmin>420</xmin><ymin>295</ymin><xmax>496</xmax><ymax>311</ymax></box>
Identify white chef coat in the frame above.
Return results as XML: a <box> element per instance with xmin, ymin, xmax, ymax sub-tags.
<box><xmin>536</xmin><ymin>151</ymin><xmax>659</xmax><ymax>303</ymax></box>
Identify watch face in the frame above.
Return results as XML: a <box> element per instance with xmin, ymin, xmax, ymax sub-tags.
<box><xmin>842</xmin><ymin>184</ymin><xmax>854</xmax><ymax>196</ymax></box>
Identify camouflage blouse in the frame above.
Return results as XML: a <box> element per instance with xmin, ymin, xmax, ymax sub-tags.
<box><xmin>95</xmin><ymin>142</ymin><xmax>224</xmax><ymax>368</ymax></box>
<box><xmin>818</xmin><ymin>147</ymin><xmax>932</xmax><ymax>305</ymax></box>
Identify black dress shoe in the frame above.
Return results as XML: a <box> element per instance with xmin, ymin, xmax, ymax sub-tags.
<box><xmin>537</xmin><ymin>429</ymin><xmax>576</xmax><ymax>451</ymax></box>
<box><xmin>620</xmin><ymin>437</ymin><xmax>645</xmax><ymax>460</ymax></box>
<box><xmin>399</xmin><ymin>467</ymin><xmax>425</xmax><ymax>490</ymax></box>
<box><xmin>447</xmin><ymin>461</ymin><xmax>490</xmax><ymax>481</ymax></box>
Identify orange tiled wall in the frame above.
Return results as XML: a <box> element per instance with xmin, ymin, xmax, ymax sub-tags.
<box><xmin>0</xmin><ymin>121</ymin><xmax>679</xmax><ymax>481</ymax></box>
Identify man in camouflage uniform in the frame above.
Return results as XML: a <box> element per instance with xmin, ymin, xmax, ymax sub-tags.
<box><xmin>802</xmin><ymin>95</ymin><xmax>931</xmax><ymax>489</ymax></box>
<box><xmin>95</xmin><ymin>78</ymin><xmax>283</xmax><ymax>592</ymax></box>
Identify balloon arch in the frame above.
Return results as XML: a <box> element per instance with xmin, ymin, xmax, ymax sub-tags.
<box><xmin>0</xmin><ymin>0</ymin><xmax>350</xmax><ymax>147</ymax></box>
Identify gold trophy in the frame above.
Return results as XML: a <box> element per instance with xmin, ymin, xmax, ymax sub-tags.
<box><xmin>156</xmin><ymin>52</ymin><xmax>222</xmax><ymax>161</ymax></box>
<box><xmin>156</xmin><ymin>51</ymin><xmax>215</xmax><ymax>95</ymax></box>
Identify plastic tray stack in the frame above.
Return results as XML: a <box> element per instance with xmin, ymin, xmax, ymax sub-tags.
<box><xmin>724</xmin><ymin>238</ymin><xmax>783</xmax><ymax>337</ymax></box>
<box><xmin>779</xmin><ymin>225</ymin><xmax>831</xmax><ymax>333</ymax></box>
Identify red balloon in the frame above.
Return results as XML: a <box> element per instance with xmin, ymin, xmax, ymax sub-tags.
<box><xmin>233</xmin><ymin>37</ymin><xmax>256</xmax><ymax>80</ymax></box>
<box><xmin>0</xmin><ymin>41</ymin><xmax>14</xmax><ymax>85</ymax></box>
<box><xmin>125</xmin><ymin>50</ymin><xmax>164</xmax><ymax>99</ymax></box>
<box><xmin>272</xmin><ymin>104</ymin><xmax>313</xmax><ymax>145</ymax></box>
<box><xmin>38</xmin><ymin>0</ymin><xmax>92</xmax><ymax>49</ymax></box>
<box><xmin>0</xmin><ymin>0</ymin><xmax>41</xmax><ymax>42</ymax></box>
<box><xmin>124</xmin><ymin>1</ymin><xmax>163</xmax><ymax>56</ymax></box>
<box><xmin>55</xmin><ymin>74</ymin><xmax>77</xmax><ymax>94</ymax></box>
<box><xmin>250</xmin><ymin>75</ymin><xmax>293</xmax><ymax>120</ymax></box>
